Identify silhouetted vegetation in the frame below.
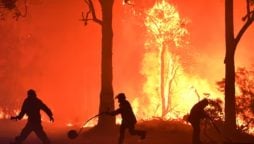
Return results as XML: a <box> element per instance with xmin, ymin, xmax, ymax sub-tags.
<box><xmin>206</xmin><ymin>99</ymin><xmax>223</xmax><ymax>122</ymax></box>
<box><xmin>82</xmin><ymin>0</ymin><xmax>115</xmax><ymax>128</ymax></box>
<box><xmin>217</xmin><ymin>66</ymin><xmax>254</xmax><ymax>133</ymax></box>
<box><xmin>224</xmin><ymin>0</ymin><xmax>254</xmax><ymax>130</ymax></box>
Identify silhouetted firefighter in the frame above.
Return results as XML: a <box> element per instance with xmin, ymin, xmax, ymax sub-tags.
<box><xmin>10</xmin><ymin>89</ymin><xmax>54</xmax><ymax>144</ymax></box>
<box><xmin>188</xmin><ymin>98</ymin><xmax>209</xmax><ymax>144</ymax></box>
<box><xmin>106</xmin><ymin>93</ymin><xmax>146</xmax><ymax>144</ymax></box>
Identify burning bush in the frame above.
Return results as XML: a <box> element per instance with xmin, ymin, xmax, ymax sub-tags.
<box><xmin>206</xmin><ymin>98</ymin><xmax>223</xmax><ymax>121</ymax></box>
<box><xmin>217</xmin><ymin>66</ymin><xmax>254</xmax><ymax>133</ymax></box>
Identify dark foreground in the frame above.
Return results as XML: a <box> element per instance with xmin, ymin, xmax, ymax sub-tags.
<box><xmin>1</xmin><ymin>119</ymin><xmax>254</xmax><ymax>144</ymax></box>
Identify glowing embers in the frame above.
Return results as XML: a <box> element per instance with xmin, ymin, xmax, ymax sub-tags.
<box><xmin>0</xmin><ymin>108</ymin><xmax>20</xmax><ymax>119</ymax></box>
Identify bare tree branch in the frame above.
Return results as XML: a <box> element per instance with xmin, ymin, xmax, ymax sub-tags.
<box><xmin>82</xmin><ymin>0</ymin><xmax>102</xmax><ymax>25</ymax></box>
<box><xmin>235</xmin><ymin>0</ymin><xmax>254</xmax><ymax>47</ymax></box>
<box><xmin>247</xmin><ymin>0</ymin><xmax>251</xmax><ymax>19</ymax></box>
<box><xmin>235</xmin><ymin>11</ymin><xmax>254</xmax><ymax>49</ymax></box>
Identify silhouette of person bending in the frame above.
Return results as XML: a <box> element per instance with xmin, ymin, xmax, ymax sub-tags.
<box><xmin>188</xmin><ymin>98</ymin><xmax>209</xmax><ymax>144</ymax></box>
<box><xmin>10</xmin><ymin>89</ymin><xmax>54</xmax><ymax>144</ymax></box>
<box><xmin>106</xmin><ymin>93</ymin><xmax>146</xmax><ymax>144</ymax></box>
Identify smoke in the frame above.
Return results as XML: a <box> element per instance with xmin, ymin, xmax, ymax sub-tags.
<box><xmin>0</xmin><ymin>22</ymin><xmax>24</xmax><ymax>108</ymax></box>
<box><xmin>114</xmin><ymin>0</ymin><xmax>254</xmax><ymax>119</ymax></box>
<box><xmin>0</xmin><ymin>0</ymin><xmax>101</xmax><ymax>124</ymax></box>
<box><xmin>0</xmin><ymin>0</ymin><xmax>253</xmax><ymax>125</ymax></box>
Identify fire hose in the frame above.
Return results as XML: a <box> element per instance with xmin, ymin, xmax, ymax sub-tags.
<box><xmin>67</xmin><ymin>112</ymin><xmax>108</xmax><ymax>139</ymax></box>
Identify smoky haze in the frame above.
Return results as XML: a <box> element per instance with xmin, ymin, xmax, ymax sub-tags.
<box><xmin>0</xmin><ymin>0</ymin><xmax>253</xmax><ymax>125</ymax></box>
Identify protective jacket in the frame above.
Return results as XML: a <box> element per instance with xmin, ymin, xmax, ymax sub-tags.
<box><xmin>17</xmin><ymin>96</ymin><xmax>53</xmax><ymax>123</ymax></box>
<box><xmin>188</xmin><ymin>101</ymin><xmax>207</xmax><ymax>124</ymax></box>
<box><xmin>110</xmin><ymin>100</ymin><xmax>137</xmax><ymax>126</ymax></box>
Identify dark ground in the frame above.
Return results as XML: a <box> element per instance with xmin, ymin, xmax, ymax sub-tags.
<box><xmin>1</xmin><ymin>119</ymin><xmax>254</xmax><ymax>144</ymax></box>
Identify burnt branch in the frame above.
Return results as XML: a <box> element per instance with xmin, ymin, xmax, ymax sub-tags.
<box><xmin>82</xmin><ymin>0</ymin><xmax>102</xmax><ymax>25</ymax></box>
<box><xmin>247</xmin><ymin>0</ymin><xmax>251</xmax><ymax>19</ymax></box>
<box><xmin>242</xmin><ymin>10</ymin><xmax>254</xmax><ymax>21</ymax></box>
<box><xmin>235</xmin><ymin>11</ymin><xmax>254</xmax><ymax>48</ymax></box>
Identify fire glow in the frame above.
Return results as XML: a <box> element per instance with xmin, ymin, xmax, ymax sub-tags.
<box><xmin>0</xmin><ymin>108</ymin><xmax>20</xmax><ymax>119</ymax></box>
<box><xmin>1</xmin><ymin>0</ymin><xmax>253</xmax><ymax>136</ymax></box>
<box><xmin>66</xmin><ymin>0</ymin><xmax>224</xmax><ymax>128</ymax></box>
<box><xmin>133</xmin><ymin>0</ymin><xmax>223</xmax><ymax>120</ymax></box>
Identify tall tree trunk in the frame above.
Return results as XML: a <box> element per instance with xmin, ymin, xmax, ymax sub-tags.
<box><xmin>161</xmin><ymin>46</ymin><xmax>166</xmax><ymax>117</ymax></box>
<box><xmin>225</xmin><ymin>0</ymin><xmax>236</xmax><ymax>130</ymax></box>
<box><xmin>97</xmin><ymin>0</ymin><xmax>115</xmax><ymax>128</ymax></box>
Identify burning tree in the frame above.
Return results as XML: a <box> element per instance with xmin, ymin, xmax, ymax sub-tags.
<box><xmin>217</xmin><ymin>66</ymin><xmax>254</xmax><ymax>133</ymax></box>
<box><xmin>141</xmin><ymin>0</ymin><xmax>188</xmax><ymax>118</ymax></box>
<box><xmin>224</xmin><ymin>0</ymin><xmax>254</xmax><ymax>130</ymax></box>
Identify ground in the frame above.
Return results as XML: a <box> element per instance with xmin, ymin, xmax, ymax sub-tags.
<box><xmin>1</xmin><ymin>119</ymin><xmax>254</xmax><ymax>144</ymax></box>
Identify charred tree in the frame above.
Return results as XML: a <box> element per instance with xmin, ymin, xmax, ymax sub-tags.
<box><xmin>83</xmin><ymin>0</ymin><xmax>115</xmax><ymax>128</ymax></box>
<box><xmin>217</xmin><ymin>66</ymin><xmax>254</xmax><ymax>133</ymax></box>
<box><xmin>225</xmin><ymin>0</ymin><xmax>236</xmax><ymax>131</ymax></box>
<box><xmin>224</xmin><ymin>0</ymin><xmax>254</xmax><ymax>130</ymax></box>
<box><xmin>97</xmin><ymin>0</ymin><xmax>115</xmax><ymax>128</ymax></box>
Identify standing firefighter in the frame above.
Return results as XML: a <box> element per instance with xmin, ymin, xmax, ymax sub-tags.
<box><xmin>188</xmin><ymin>98</ymin><xmax>209</xmax><ymax>144</ymax></box>
<box><xmin>10</xmin><ymin>89</ymin><xmax>54</xmax><ymax>144</ymax></box>
<box><xmin>106</xmin><ymin>93</ymin><xmax>146</xmax><ymax>144</ymax></box>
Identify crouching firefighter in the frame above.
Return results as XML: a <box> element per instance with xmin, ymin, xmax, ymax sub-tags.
<box><xmin>106</xmin><ymin>93</ymin><xmax>146</xmax><ymax>144</ymax></box>
<box><xmin>10</xmin><ymin>89</ymin><xmax>54</xmax><ymax>144</ymax></box>
<box><xmin>188</xmin><ymin>98</ymin><xmax>210</xmax><ymax>144</ymax></box>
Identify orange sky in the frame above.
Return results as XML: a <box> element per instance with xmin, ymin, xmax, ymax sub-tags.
<box><xmin>0</xmin><ymin>0</ymin><xmax>253</xmax><ymax>125</ymax></box>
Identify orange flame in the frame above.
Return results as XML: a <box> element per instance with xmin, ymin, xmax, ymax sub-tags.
<box><xmin>0</xmin><ymin>108</ymin><xmax>20</xmax><ymax>119</ymax></box>
<box><xmin>132</xmin><ymin>0</ymin><xmax>223</xmax><ymax>120</ymax></box>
